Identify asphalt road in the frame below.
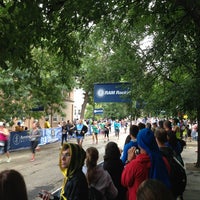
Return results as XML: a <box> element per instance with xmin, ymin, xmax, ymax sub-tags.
<box><xmin>0</xmin><ymin>131</ymin><xmax>127</xmax><ymax>200</ymax></box>
<box><xmin>1</xmin><ymin>131</ymin><xmax>199</xmax><ymax>200</ymax></box>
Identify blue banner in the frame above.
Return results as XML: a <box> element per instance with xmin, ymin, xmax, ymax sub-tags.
<box><xmin>94</xmin><ymin>83</ymin><xmax>131</xmax><ymax>103</ymax></box>
<box><xmin>9</xmin><ymin>127</ymin><xmax>62</xmax><ymax>151</ymax></box>
<box><xmin>94</xmin><ymin>108</ymin><xmax>104</xmax><ymax>115</ymax></box>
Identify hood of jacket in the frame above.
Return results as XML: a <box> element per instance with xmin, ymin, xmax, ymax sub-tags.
<box><xmin>59</xmin><ymin>143</ymin><xmax>86</xmax><ymax>179</ymax></box>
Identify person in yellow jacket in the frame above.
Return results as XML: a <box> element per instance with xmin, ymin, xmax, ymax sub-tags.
<box><xmin>44</xmin><ymin>118</ymin><xmax>51</xmax><ymax>128</ymax></box>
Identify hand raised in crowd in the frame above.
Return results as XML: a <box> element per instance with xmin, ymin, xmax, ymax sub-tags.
<box><xmin>127</xmin><ymin>147</ymin><xmax>137</xmax><ymax>162</ymax></box>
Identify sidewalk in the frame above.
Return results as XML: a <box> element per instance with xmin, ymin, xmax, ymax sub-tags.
<box><xmin>181</xmin><ymin>141</ymin><xmax>200</xmax><ymax>200</ymax></box>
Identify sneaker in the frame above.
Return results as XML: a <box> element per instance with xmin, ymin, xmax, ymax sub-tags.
<box><xmin>6</xmin><ymin>158</ymin><xmax>11</xmax><ymax>163</ymax></box>
<box><xmin>30</xmin><ymin>158</ymin><xmax>35</xmax><ymax>162</ymax></box>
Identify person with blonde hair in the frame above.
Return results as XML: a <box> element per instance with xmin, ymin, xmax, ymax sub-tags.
<box><xmin>29</xmin><ymin>120</ymin><xmax>41</xmax><ymax>161</ymax></box>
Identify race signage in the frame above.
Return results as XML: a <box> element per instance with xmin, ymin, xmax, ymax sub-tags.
<box><xmin>94</xmin><ymin>82</ymin><xmax>131</xmax><ymax>103</ymax></box>
<box><xmin>94</xmin><ymin>108</ymin><xmax>104</xmax><ymax>115</ymax></box>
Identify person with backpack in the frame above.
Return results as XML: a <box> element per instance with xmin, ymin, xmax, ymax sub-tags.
<box><xmin>155</xmin><ymin>127</ymin><xmax>187</xmax><ymax>199</ymax></box>
<box><xmin>163</xmin><ymin>120</ymin><xmax>184</xmax><ymax>166</ymax></box>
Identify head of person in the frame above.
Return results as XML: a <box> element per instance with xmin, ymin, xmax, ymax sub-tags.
<box><xmin>59</xmin><ymin>143</ymin><xmax>86</xmax><ymax>178</ymax></box>
<box><xmin>152</xmin><ymin>122</ymin><xmax>157</xmax><ymax>128</ymax></box>
<box><xmin>78</xmin><ymin>119</ymin><xmax>83</xmax><ymax>124</ymax></box>
<box><xmin>32</xmin><ymin>120</ymin><xmax>39</xmax><ymax>128</ymax></box>
<box><xmin>137</xmin><ymin>179</ymin><xmax>174</xmax><ymax>200</ymax></box>
<box><xmin>129</xmin><ymin>125</ymin><xmax>139</xmax><ymax>139</ymax></box>
<box><xmin>104</xmin><ymin>142</ymin><xmax>121</xmax><ymax>161</ymax></box>
<box><xmin>0</xmin><ymin>121</ymin><xmax>4</xmax><ymax>127</ymax></box>
<box><xmin>85</xmin><ymin>147</ymin><xmax>99</xmax><ymax>185</ymax></box>
<box><xmin>158</xmin><ymin>120</ymin><xmax>164</xmax><ymax>128</ymax></box>
<box><xmin>163</xmin><ymin>120</ymin><xmax>172</xmax><ymax>131</ymax></box>
<box><xmin>154</xmin><ymin>128</ymin><xmax>168</xmax><ymax>145</ymax></box>
<box><xmin>86</xmin><ymin>147</ymin><xmax>99</xmax><ymax>169</ymax></box>
<box><xmin>0</xmin><ymin>169</ymin><xmax>28</xmax><ymax>200</ymax></box>
<box><xmin>137</xmin><ymin>128</ymin><xmax>170</xmax><ymax>188</ymax></box>
<box><xmin>17</xmin><ymin>121</ymin><xmax>21</xmax><ymax>126</ymax></box>
<box><xmin>146</xmin><ymin>123</ymin><xmax>152</xmax><ymax>129</ymax></box>
<box><xmin>138</xmin><ymin>122</ymin><xmax>145</xmax><ymax>130</ymax></box>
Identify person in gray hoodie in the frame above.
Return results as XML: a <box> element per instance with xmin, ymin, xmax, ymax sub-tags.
<box><xmin>85</xmin><ymin>147</ymin><xmax>118</xmax><ymax>200</ymax></box>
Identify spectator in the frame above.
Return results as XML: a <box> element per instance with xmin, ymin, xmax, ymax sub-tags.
<box><xmin>151</xmin><ymin>122</ymin><xmax>158</xmax><ymax>133</ymax></box>
<box><xmin>103</xmin><ymin>142</ymin><xmax>126</xmax><ymax>200</ymax></box>
<box><xmin>137</xmin><ymin>179</ymin><xmax>174</xmax><ymax>200</ymax></box>
<box><xmin>44</xmin><ymin>118</ymin><xmax>51</xmax><ymax>128</ymax></box>
<box><xmin>39</xmin><ymin>143</ymin><xmax>88</xmax><ymax>200</ymax></box>
<box><xmin>138</xmin><ymin>122</ymin><xmax>145</xmax><ymax>130</ymax></box>
<box><xmin>121</xmin><ymin>128</ymin><xmax>171</xmax><ymax>200</ymax></box>
<box><xmin>185</xmin><ymin>125</ymin><xmax>192</xmax><ymax>142</ymax></box>
<box><xmin>15</xmin><ymin>121</ymin><xmax>24</xmax><ymax>131</ymax></box>
<box><xmin>121</xmin><ymin>125</ymin><xmax>139</xmax><ymax>165</ymax></box>
<box><xmin>0</xmin><ymin>169</ymin><xmax>28</xmax><ymax>200</ymax></box>
<box><xmin>85</xmin><ymin>147</ymin><xmax>118</xmax><ymax>200</ymax></box>
<box><xmin>154</xmin><ymin>127</ymin><xmax>185</xmax><ymax>199</ymax></box>
<box><xmin>158</xmin><ymin>120</ymin><xmax>164</xmax><ymax>129</ymax></box>
<box><xmin>0</xmin><ymin>122</ymin><xmax>11</xmax><ymax>163</ymax></box>
<box><xmin>164</xmin><ymin>120</ymin><xmax>184</xmax><ymax>165</ymax></box>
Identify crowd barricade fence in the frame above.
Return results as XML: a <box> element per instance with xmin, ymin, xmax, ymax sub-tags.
<box><xmin>9</xmin><ymin>127</ymin><xmax>62</xmax><ymax>151</ymax></box>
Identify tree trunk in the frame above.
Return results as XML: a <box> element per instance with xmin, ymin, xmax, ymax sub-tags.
<box><xmin>80</xmin><ymin>91</ymin><xmax>89</xmax><ymax>119</ymax></box>
<box><xmin>195</xmin><ymin>27</ymin><xmax>200</xmax><ymax>167</ymax></box>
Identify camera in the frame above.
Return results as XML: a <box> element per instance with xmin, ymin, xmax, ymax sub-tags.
<box><xmin>135</xmin><ymin>148</ymin><xmax>140</xmax><ymax>155</ymax></box>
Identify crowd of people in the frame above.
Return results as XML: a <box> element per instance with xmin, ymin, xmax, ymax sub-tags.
<box><xmin>0</xmin><ymin>117</ymin><xmax>196</xmax><ymax>200</ymax></box>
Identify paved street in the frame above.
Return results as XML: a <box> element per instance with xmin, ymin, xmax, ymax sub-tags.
<box><xmin>0</xmin><ymin>131</ymin><xmax>127</xmax><ymax>200</ymax></box>
<box><xmin>0</xmin><ymin>131</ymin><xmax>199</xmax><ymax>200</ymax></box>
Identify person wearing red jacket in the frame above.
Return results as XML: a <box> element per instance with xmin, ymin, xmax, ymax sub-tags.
<box><xmin>121</xmin><ymin>128</ymin><xmax>171</xmax><ymax>200</ymax></box>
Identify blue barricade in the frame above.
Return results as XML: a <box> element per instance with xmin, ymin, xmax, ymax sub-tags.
<box><xmin>9</xmin><ymin>127</ymin><xmax>62</xmax><ymax>151</ymax></box>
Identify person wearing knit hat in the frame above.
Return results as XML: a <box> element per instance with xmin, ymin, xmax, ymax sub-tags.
<box><xmin>121</xmin><ymin>128</ymin><xmax>171</xmax><ymax>200</ymax></box>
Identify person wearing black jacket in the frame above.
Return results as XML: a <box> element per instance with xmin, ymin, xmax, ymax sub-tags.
<box><xmin>103</xmin><ymin>142</ymin><xmax>126</xmax><ymax>200</ymax></box>
<box><xmin>39</xmin><ymin>143</ymin><xmax>88</xmax><ymax>200</ymax></box>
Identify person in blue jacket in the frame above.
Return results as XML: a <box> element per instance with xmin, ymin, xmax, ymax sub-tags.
<box><xmin>121</xmin><ymin>125</ymin><xmax>139</xmax><ymax>165</ymax></box>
